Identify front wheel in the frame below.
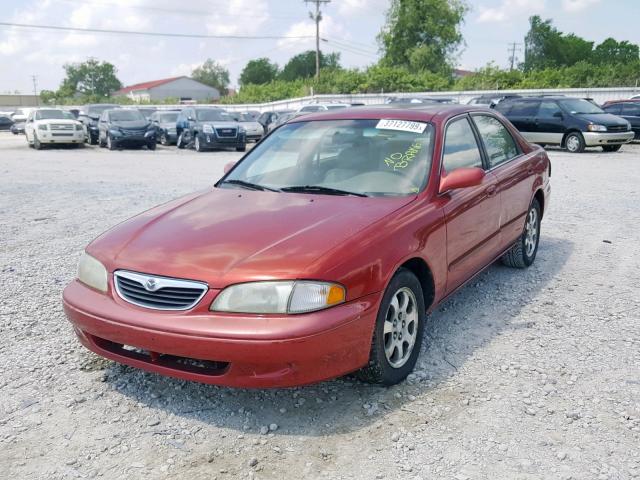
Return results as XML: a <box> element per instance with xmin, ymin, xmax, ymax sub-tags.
<box><xmin>502</xmin><ymin>198</ymin><xmax>541</xmax><ymax>268</ymax></box>
<box><xmin>147</xmin><ymin>141</ymin><xmax>156</xmax><ymax>151</ymax></box>
<box><xmin>356</xmin><ymin>268</ymin><xmax>425</xmax><ymax>385</ymax></box>
<box><xmin>194</xmin><ymin>134</ymin><xmax>205</xmax><ymax>152</ymax></box>
<box><xmin>33</xmin><ymin>133</ymin><xmax>42</xmax><ymax>150</ymax></box>
<box><xmin>236</xmin><ymin>145</ymin><xmax>246</xmax><ymax>152</ymax></box>
<box><xmin>160</xmin><ymin>132</ymin><xmax>169</xmax><ymax>146</ymax></box>
<box><xmin>565</xmin><ymin>132</ymin><xmax>585</xmax><ymax>153</ymax></box>
<box><xmin>176</xmin><ymin>132</ymin><xmax>186</xmax><ymax>149</ymax></box>
<box><xmin>107</xmin><ymin>134</ymin><xmax>116</xmax><ymax>150</ymax></box>
<box><xmin>602</xmin><ymin>144</ymin><xmax>622</xmax><ymax>152</ymax></box>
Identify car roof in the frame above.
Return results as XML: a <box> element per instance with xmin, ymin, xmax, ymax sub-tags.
<box><xmin>288</xmin><ymin>104</ymin><xmax>490</xmax><ymax>124</ymax></box>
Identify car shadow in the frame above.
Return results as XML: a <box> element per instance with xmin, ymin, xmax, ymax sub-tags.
<box><xmin>99</xmin><ymin>235</ymin><xmax>573</xmax><ymax>437</ymax></box>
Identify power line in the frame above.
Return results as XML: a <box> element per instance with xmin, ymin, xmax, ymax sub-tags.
<box><xmin>508</xmin><ymin>42</ymin><xmax>522</xmax><ymax>70</ymax></box>
<box><xmin>324</xmin><ymin>37</ymin><xmax>378</xmax><ymax>56</ymax></box>
<box><xmin>305</xmin><ymin>0</ymin><xmax>331</xmax><ymax>80</ymax></box>
<box><xmin>0</xmin><ymin>22</ymin><xmax>314</xmax><ymax>40</ymax></box>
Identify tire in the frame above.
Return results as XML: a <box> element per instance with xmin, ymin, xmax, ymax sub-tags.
<box><xmin>236</xmin><ymin>145</ymin><xmax>247</xmax><ymax>152</ymax></box>
<box><xmin>602</xmin><ymin>144</ymin><xmax>622</xmax><ymax>152</ymax></box>
<box><xmin>502</xmin><ymin>198</ymin><xmax>541</xmax><ymax>268</ymax></box>
<box><xmin>356</xmin><ymin>268</ymin><xmax>426</xmax><ymax>385</ymax></box>
<box><xmin>160</xmin><ymin>132</ymin><xmax>169</xmax><ymax>146</ymax></box>
<box><xmin>194</xmin><ymin>134</ymin><xmax>205</xmax><ymax>152</ymax></box>
<box><xmin>176</xmin><ymin>132</ymin><xmax>185</xmax><ymax>149</ymax></box>
<box><xmin>99</xmin><ymin>135</ymin><xmax>106</xmax><ymax>148</ymax></box>
<box><xmin>147</xmin><ymin>141</ymin><xmax>156</xmax><ymax>151</ymax></box>
<box><xmin>107</xmin><ymin>134</ymin><xmax>116</xmax><ymax>151</ymax></box>
<box><xmin>564</xmin><ymin>132</ymin><xmax>585</xmax><ymax>153</ymax></box>
<box><xmin>89</xmin><ymin>133</ymin><xmax>98</xmax><ymax>145</ymax></box>
<box><xmin>33</xmin><ymin>133</ymin><xmax>42</xmax><ymax>150</ymax></box>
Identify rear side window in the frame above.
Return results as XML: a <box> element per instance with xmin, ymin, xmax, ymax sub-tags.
<box><xmin>537</xmin><ymin>101</ymin><xmax>562</xmax><ymax>118</ymax></box>
<box><xmin>622</xmin><ymin>103</ymin><xmax>640</xmax><ymax>116</ymax></box>
<box><xmin>442</xmin><ymin>118</ymin><xmax>482</xmax><ymax>172</ymax></box>
<box><xmin>472</xmin><ymin>115</ymin><xmax>519</xmax><ymax>168</ymax></box>
<box><xmin>507</xmin><ymin>100</ymin><xmax>539</xmax><ymax>116</ymax></box>
<box><xmin>603</xmin><ymin>104</ymin><xmax>622</xmax><ymax>115</ymax></box>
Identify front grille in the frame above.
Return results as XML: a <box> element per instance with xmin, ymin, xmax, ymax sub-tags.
<box><xmin>52</xmin><ymin>133</ymin><xmax>73</xmax><ymax>136</ymax></box>
<box><xmin>607</xmin><ymin>125</ymin><xmax>628</xmax><ymax>132</ymax></box>
<box><xmin>215</xmin><ymin>127</ymin><xmax>237</xmax><ymax>138</ymax></box>
<box><xmin>120</xmin><ymin>128</ymin><xmax>146</xmax><ymax>136</ymax></box>
<box><xmin>51</xmin><ymin>124</ymin><xmax>74</xmax><ymax>130</ymax></box>
<box><xmin>114</xmin><ymin>270</ymin><xmax>207</xmax><ymax>310</ymax></box>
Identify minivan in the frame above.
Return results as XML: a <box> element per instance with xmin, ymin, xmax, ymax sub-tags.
<box><xmin>495</xmin><ymin>96</ymin><xmax>634</xmax><ymax>152</ymax></box>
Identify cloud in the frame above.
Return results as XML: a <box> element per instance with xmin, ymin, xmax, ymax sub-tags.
<box><xmin>477</xmin><ymin>0</ymin><xmax>546</xmax><ymax>23</ymax></box>
<box><xmin>561</xmin><ymin>0</ymin><xmax>600</xmax><ymax>12</ymax></box>
<box><xmin>337</xmin><ymin>0</ymin><xmax>368</xmax><ymax>15</ymax></box>
<box><xmin>277</xmin><ymin>15</ymin><xmax>347</xmax><ymax>52</ymax></box>
<box><xmin>205</xmin><ymin>0</ymin><xmax>269</xmax><ymax>36</ymax></box>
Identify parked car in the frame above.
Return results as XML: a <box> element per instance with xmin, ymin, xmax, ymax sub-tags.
<box><xmin>149</xmin><ymin>110</ymin><xmax>181</xmax><ymax>145</ymax></box>
<box><xmin>270</xmin><ymin>111</ymin><xmax>299</xmax><ymax>130</ymax></box>
<box><xmin>385</xmin><ymin>96</ymin><xmax>438</xmax><ymax>105</ymax></box>
<box><xmin>10</xmin><ymin>121</ymin><xmax>25</xmax><ymax>135</ymax></box>
<box><xmin>495</xmin><ymin>96</ymin><xmax>634</xmax><ymax>152</ymax></box>
<box><xmin>467</xmin><ymin>94</ymin><xmax>521</xmax><ymax>108</ymax></box>
<box><xmin>296</xmin><ymin>103</ymin><xmax>351</xmax><ymax>113</ymax></box>
<box><xmin>602</xmin><ymin>101</ymin><xmax>640</xmax><ymax>139</ymax></box>
<box><xmin>63</xmin><ymin>104</ymin><xmax>550</xmax><ymax>388</ymax></box>
<box><xmin>233</xmin><ymin>112</ymin><xmax>264</xmax><ymax>142</ymax></box>
<box><xmin>176</xmin><ymin>107</ymin><xmax>246</xmax><ymax>152</ymax></box>
<box><xmin>138</xmin><ymin>107</ymin><xmax>158</xmax><ymax>120</ymax></box>
<box><xmin>0</xmin><ymin>115</ymin><xmax>13</xmax><ymax>130</ymax></box>
<box><xmin>630</xmin><ymin>94</ymin><xmax>640</xmax><ymax>100</ymax></box>
<box><xmin>256</xmin><ymin>110</ymin><xmax>290</xmax><ymax>133</ymax></box>
<box><xmin>97</xmin><ymin>109</ymin><xmax>156</xmax><ymax>150</ymax></box>
<box><xmin>24</xmin><ymin>108</ymin><xmax>85</xmax><ymax>149</ymax></box>
<box><xmin>10</xmin><ymin>108</ymin><xmax>33</xmax><ymax>123</ymax></box>
<box><xmin>80</xmin><ymin>104</ymin><xmax>122</xmax><ymax>144</ymax></box>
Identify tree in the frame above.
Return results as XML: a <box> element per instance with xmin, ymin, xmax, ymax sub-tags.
<box><xmin>378</xmin><ymin>0</ymin><xmax>468</xmax><ymax>74</ymax></box>
<box><xmin>592</xmin><ymin>38</ymin><xmax>639</xmax><ymax>65</ymax></box>
<box><xmin>59</xmin><ymin>58</ymin><xmax>122</xmax><ymax>98</ymax></box>
<box><xmin>280</xmin><ymin>50</ymin><xmax>341</xmax><ymax>81</ymax></box>
<box><xmin>239</xmin><ymin>58</ymin><xmax>279</xmax><ymax>85</ymax></box>
<box><xmin>191</xmin><ymin>59</ymin><xmax>230</xmax><ymax>94</ymax></box>
<box><xmin>523</xmin><ymin>16</ymin><xmax>593</xmax><ymax>71</ymax></box>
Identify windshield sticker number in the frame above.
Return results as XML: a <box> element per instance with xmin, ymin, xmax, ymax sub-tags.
<box><xmin>376</xmin><ymin>119</ymin><xmax>427</xmax><ymax>134</ymax></box>
<box><xmin>384</xmin><ymin>141</ymin><xmax>423</xmax><ymax>171</ymax></box>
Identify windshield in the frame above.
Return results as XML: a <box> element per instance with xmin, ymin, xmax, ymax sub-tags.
<box><xmin>559</xmin><ymin>98</ymin><xmax>604</xmax><ymax>114</ymax></box>
<box><xmin>35</xmin><ymin>110</ymin><xmax>71</xmax><ymax>120</ymax></box>
<box><xmin>88</xmin><ymin>105</ymin><xmax>118</xmax><ymax>117</ymax></box>
<box><xmin>235</xmin><ymin>113</ymin><xmax>254</xmax><ymax>122</ymax></box>
<box><xmin>222</xmin><ymin>119</ymin><xmax>434</xmax><ymax>197</ymax></box>
<box><xmin>109</xmin><ymin>110</ymin><xmax>145</xmax><ymax>122</ymax></box>
<box><xmin>158</xmin><ymin>113</ymin><xmax>178</xmax><ymax>123</ymax></box>
<box><xmin>196</xmin><ymin>109</ymin><xmax>232</xmax><ymax>121</ymax></box>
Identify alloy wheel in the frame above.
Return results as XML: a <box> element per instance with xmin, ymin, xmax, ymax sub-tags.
<box><xmin>566</xmin><ymin>135</ymin><xmax>580</xmax><ymax>152</ymax></box>
<box><xmin>383</xmin><ymin>287</ymin><xmax>419</xmax><ymax>368</ymax></box>
<box><xmin>524</xmin><ymin>207</ymin><xmax>538</xmax><ymax>257</ymax></box>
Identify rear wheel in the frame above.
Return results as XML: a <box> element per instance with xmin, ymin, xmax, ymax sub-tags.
<box><xmin>147</xmin><ymin>141</ymin><xmax>156</xmax><ymax>151</ymax></box>
<box><xmin>502</xmin><ymin>198</ymin><xmax>541</xmax><ymax>268</ymax></box>
<box><xmin>564</xmin><ymin>132</ymin><xmax>585</xmax><ymax>153</ymax></box>
<box><xmin>236</xmin><ymin>145</ymin><xmax>246</xmax><ymax>152</ymax></box>
<box><xmin>356</xmin><ymin>268</ymin><xmax>425</xmax><ymax>385</ymax></box>
<box><xmin>176</xmin><ymin>132</ymin><xmax>186</xmax><ymax>149</ymax></box>
<box><xmin>602</xmin><ymin>144</ymin><xmax>622</xmax><ymax>152</ymax></box>
<box><xmin>160</xmin><ymin>132</ymin><xmax>169</xmax><ymax>146</ymax></box>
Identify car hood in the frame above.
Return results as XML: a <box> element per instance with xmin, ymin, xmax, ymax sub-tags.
<box><xmin>88</xmin><ymin>188</ymin><xmax>413</xmax><ymax>288</ymax></box>
<box><xmin>576</xmin><ymin>113</ymin><xmax>629</xmax><ymax>127</ymax></box>
<box><xmin>242</xmin><ymin>121</ymin><xmax>263</xmax><ymax>130</ymax></box>
<box><xmin>110</xmin><ymin>120</ymin><xmax>149</xmax><ymax>129</ymax></box>
<box><xmin>197</xmin><ymin>121</ymin><xmax>238</xmax><ymax>128</ymax></box>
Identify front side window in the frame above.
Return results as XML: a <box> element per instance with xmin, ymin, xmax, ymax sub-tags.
<box><xmin>473</xmin><ymin>115</ymin><xmax>519</xmax><ymax>168</ymax></box>
<box><xmin>442</xmin><ymin>117</ymin><xmax>482</xmax><ymax>172</ymax></box>
<box><xmin>222</xmin><ymin>119</ymin><xmax>434</xmax><ymax>197</ymax></box>
<box><xmin>537</xmin><ymin>101</ymin><xmax>562</xmax><ymax>118</ymax></box>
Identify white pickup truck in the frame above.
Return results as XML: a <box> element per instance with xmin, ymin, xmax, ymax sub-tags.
<box><xmin>25</xmin><ymin>108</ymin><xmax>86</xmax><ymax>149</ymax></box>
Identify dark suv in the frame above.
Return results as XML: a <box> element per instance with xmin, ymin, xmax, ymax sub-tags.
<box><xmin>601</xmin><ymin>101</ymin><xmax>640</xmax><ymax>140</ymax></box>
<box><xmin>176</xmin><ymin>107</ymin><xmax>246</xmax><ymax>152</ymax></box>
<box><xmin>80</xmin><ymin>104</ymin><xmax>121</xmax><ymax>144</ymax></box>
<box><xmin>495</xmin><ymin>96</ymin><xmax>633</xmax><ymax>152</ymax></box>
<box><xmin>98</xmin><ymin>109</ymin><xmax>156</xmax><ymax>150</ymax></box>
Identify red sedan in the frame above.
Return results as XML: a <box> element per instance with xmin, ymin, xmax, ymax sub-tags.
<box><xmin>63</xmin><ymin>105</ymin><xmax>551</xmax><ymax>388</ymax></box>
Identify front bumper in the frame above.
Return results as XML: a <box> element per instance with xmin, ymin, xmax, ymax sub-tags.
<box><xmin>199</xmin><ymin>132</ymin><xmax>246</xmax><ymax>149</ymax></box>
<box><xmin>63</xmin><ymin>279</ymin><xmax>379</xmax><ymax>388</ymax></box>
<box><xmin>37</xmin><ymin>130</ymin><xmax>85</xmax><ymax>143</ymax></box>
<box><xmin>583</xmin><ymin>131</ymin><xmax>634</xmax><ymax>146</ymax></box>
<box><xmin>111</xmin><ymin>131</ymin><xmax>156</xmax><ymax>146</ymax></box>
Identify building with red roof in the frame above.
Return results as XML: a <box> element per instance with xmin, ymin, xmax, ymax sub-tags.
<box><xmin>114</xmin><ymin>76</ymin><xmax>220</xmax><ymax>103</ymax></box>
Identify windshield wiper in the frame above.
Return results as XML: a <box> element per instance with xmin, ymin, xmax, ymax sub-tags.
<box><xmin>219</xmin><ymin>179</ymin><xmax>280</xmax><ymax>192</ymax></box>
<box><xmin>280</xmin><ymin>185</ymin><xmax>368</xmax><ymax>197</ymax></box>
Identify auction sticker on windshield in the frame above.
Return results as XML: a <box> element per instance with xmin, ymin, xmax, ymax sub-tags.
<box><xmin>376</xmin><ymin>119</ymin><xmax>428</xmax><ymax>134</ymax></box>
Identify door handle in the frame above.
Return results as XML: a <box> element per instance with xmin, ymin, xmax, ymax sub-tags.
<box><xmin>485</xmin><ymin>185</ymin><xmax>497</xmax><ymax>197</ymax></box>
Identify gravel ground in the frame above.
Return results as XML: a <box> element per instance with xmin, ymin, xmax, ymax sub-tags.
<box><xmin>1</xmin><ymin>132</ymin><xmax>639</xmax><ymax>480</ymax></box>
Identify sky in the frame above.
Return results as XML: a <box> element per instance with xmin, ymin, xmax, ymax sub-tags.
<box><xmin>1</xmin><ymin>0</ymin><xmax>639</xmax><ymax>94</ymax></box>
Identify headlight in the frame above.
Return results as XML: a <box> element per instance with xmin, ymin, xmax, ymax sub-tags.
<box><xmin>75</xmin><ymin>124</ymin><xmax>83</xmax><ymax>131</ymax></box>
<box><xmin>238</xmin><ymin>126</ymin><xmax>246</xmax><ymax>134</ymax></box>
<box><xmin>37</xmin><ymin>124</ymin><xmax>48</xmax><ymax>131</ymax></box>
<box><xmin>210</xmin><ymin>281</ymin><xmax>346</xmax><ymax>314</ymax></box>
<box><xmin>587</xmin><ymin>124</ymin><xmax>607</xmax><ymax>132</ymax></box>
<box><xmin>77</xmin><ymin>252</ymin><xmax>108</xmax><ymax>293</ymax></box>
<box><xmin>202</xmin><ymin>124</ymin><xmax>214</xmax><ymax>134</ymax></box>
<box><xmin>626</xmin><ymin>121</ymin><xmax>632</xmax><ymax>131</ymax></box>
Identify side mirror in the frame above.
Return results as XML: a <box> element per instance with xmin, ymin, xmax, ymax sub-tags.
<box><xmin>439</xmin><ymin>167</ymin><xmax>485</xmax><ymax>194</ymax></box>
<box><xmin>223</xmin><ymin>161</ymin><xmax>236</xmax><ymax>174</ymax></box>
<box><xmin>187</xmin><ymin>116</ymin><xmax>194</xmax><ymax>121</ymax></box>
<box><xmin>553</xmin><ymin>111</ymin><xmax>564</xmax><ymax>118</ymax></box>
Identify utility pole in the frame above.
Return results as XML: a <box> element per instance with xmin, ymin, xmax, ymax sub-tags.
<box><xmin>508</xmin><ymin>42</ymin><xmax>522</xmax><ymax>71</ymax></box>
<box><xmin>31</xmin><ymin>75</ymin><xmax>39</xmax><ymax>105</ymax></box>
<box><xmin>305</xmin><ymin>0</ymin><xmax>330</xmax><ymax>80</ymax></box>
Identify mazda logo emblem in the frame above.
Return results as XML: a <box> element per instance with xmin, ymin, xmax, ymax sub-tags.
<box><xmin>145</xmin><ymin>278</ymin><xmax>159</xmax><ymax>291</ymax></box>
